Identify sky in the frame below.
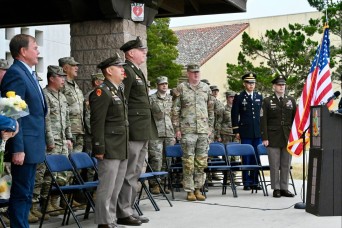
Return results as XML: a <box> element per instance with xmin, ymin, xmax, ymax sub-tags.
<box><xmin>169</xmin><ymin>0</ymin><xmax>318</xmax><ymax>27</ymax></box>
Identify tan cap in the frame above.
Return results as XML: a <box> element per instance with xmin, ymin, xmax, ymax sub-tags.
<box><xmin>58</xmin><ymin>57</ymin><xmax>80</xmax><ymax>67</ymax></box>
<box><xmin>47</xmin><ymin>65</ymin><xmax>67</xmax><ymax>76</ymax></box>
<box><xmin>91</xmin><ymin>72</ymin><xmax>105</xmax><ymax>81</ymax></box>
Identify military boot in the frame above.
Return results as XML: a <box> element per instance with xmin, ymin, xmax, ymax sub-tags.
<box><xmin>50</xmin><ymin>196</ymin><xmax>64</xmax><ymax>215</ymax></box>
<box><xmin>28</xmin><ymin>211</ymin><xmax>39</xmax><ymax>223</ymax></box>
<box><xmin>194</xmin><ymin>189</ymin><xmax>206</xmax><ymax>201</ymax></box>
<box><xmin>186</xmin><ymin>192</ymin><xmax>196</xmax><ymax>201</ymax></box>
<box><xmin>31</xmin><ymin>202</ymin><xmax>50</xmax><ymax>220</ymax></box>
<box><xmin>150</xmin><ymin>185</ymin><xmax>160</xmax><ymax>195</ymax></box>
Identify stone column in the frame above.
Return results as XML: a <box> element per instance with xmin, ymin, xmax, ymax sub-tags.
<box><xmin>70</xmin><ymin>19</ymin><xmax>147</xmax><ymax>94</ymax></box>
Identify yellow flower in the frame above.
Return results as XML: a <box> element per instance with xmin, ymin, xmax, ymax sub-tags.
<box><xmin>19</xmin><ymin>100</ymin><xmax>27</xmax><ymax>109</ymax></box>
<box><xmin>6</xmin><ymin>91</ymin><xmax>16</xmax><ymax>98</ymax></box>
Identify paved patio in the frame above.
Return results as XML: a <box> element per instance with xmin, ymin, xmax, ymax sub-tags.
<box><xmin>31</xmin><ymin>179</ymin><xmax>341</xmax><ymax>228</ymax></box>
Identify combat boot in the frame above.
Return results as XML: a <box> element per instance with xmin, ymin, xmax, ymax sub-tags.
<box><xmin>186</xmin><ymin>192</ymin><xmax>196</xmax><ymax>201</ymax></box>
<box><xmin>50</xmin><ymin>196</ymin><xmax>64</xmax><ymax>215</ymax></box>
<box><xmin>28</xmin><ymin>211</ymin><xmax>39</xmax><ymax>223</ymax></box>
<box><xmin>150</xmin><ymin>185</ymin><xmax>160</xmax><ymax>195</ymax></box>
<box><xmin>194</xmin><ymin>189</ymin><xmax>206</xmax><ymax>201</ymax></box>
<box><xmin>31</xmin><ymin>202</ymin><xmax>50</xmax><ymax>220</ymax></box>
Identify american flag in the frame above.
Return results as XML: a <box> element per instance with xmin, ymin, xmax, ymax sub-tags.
<box><xmin>287</xmin><ymin>27</ymin><xmax>334</xmax><ymax>156</ymax></box>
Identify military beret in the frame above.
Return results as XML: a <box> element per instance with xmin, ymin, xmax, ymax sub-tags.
<box><xmin>225</xmin><ymin>91</ymin><xmax>235</xmax><ymax>97</ymax></box>
<box><xmin>0</xmin><ymin>59</ymin><xmax>10</xmax><ymax>70</ymax></box>
<box><xmin>91</xmin><ymin>72</ymin><xmax>105</xmax><ymax>81</ymax></box>
<box><xmin>242</xmin><ymin>72</ymin><xmax>256</xmax><ymax>82</ymax></box>
<box><xmin>200</xmin><ymin>79</ymin><xmax>210</xmax><ymax>85</ymax></box>
<box><xmin>120</xmin><ymin>36</ymin><xmax>146</xmax><ymax>52</ymax></box>
<box><xmin>97</xmin><ymin>53</ymin><xmax>126</xmax><ymax>70</ymax></box>
<box><xmin>271</xmin><ymin>74</ymin><xmax>287</xmax><ymax>85</ymax></box>
<box><xmin>187</xmin><ymin>63</ymin><xmax>200</xmax><ymax>72</ymax></box>
<box><xmin>47</xmin><ymin>65</ymin><xmax>67</xmax><ymax>76</ymax></box>
<box><xmin>58</xmin><ymin>57</ymin><xmax>80</xmax><ymax>67</ymax></box>
<box><xmin>156</xmin><ymin>76</ymin><xmax>168</xmax><ymax>85</ymax></box>
<box><xmin>210</xmin><ymin>85</ymin><xmax>219</xmax><ymax>91</ymax></box>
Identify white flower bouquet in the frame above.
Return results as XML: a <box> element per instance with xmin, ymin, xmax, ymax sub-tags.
<box><xmin>0</xmin><ymin>91</ymin><xmax>29</xmax><ymax>174</ymax></box>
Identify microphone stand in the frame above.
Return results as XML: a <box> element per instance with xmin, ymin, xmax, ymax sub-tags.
<box><xmin>294</xmin><ymin>126</ymin><xmax>309</xmax><ymax>209</ymax></box>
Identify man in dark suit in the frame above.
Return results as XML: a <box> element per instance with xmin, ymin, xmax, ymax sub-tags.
<box><xmin>260</xmin><ymin>74</ymin><xmax>296</xmax><ymax>198</ymax></box>
<box><xmin>117</xmin><ymin>37</ymin><xmax>158</xmax><ymax>226</ymax></box>
<box><xmin>231</xmin><ymin>72</ymin><xmax>262</xmax><ymax>190</ymax></box>
<box><xmin>91</xmin><ymin>54</ymin><xmax>128</xmax><ymax>228</ymax></box>
<box><xmin>0</xmin><ymin>34</ymin><xmax>47</xmax><ymax>228</ymax></box>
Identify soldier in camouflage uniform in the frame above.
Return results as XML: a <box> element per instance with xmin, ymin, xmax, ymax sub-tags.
<box><xmin>148</xmin><ymin>76</ymin><xmax>175</xmax><ymax>194</ymax></box>
<box><xmin>218</xmin><ymin>91</ymin><xmax>237</xmax><ymax>143</ymax></box>
<box><xmin>59</xmin><ymin>57</ymin><xmax>85</xmax><ymax>152</ymax></box>
<box><xmin>172</xmin><ymin>63</ymin><xmax>214</xmax><ymax>201</ymax></box>
<box><xmin>210</xmin><ymin>85</ymin><xmax>225</xmax><ymax>142</ymax></box>
<box><xmin>84</xmin><ymin>72</ymin><xmax>105</xmax><ymax>154</ymax></box>
<box><xmin>39</xmin><ymin>66</ymin><xmax>73</xmax><ymax>216</ymax></box>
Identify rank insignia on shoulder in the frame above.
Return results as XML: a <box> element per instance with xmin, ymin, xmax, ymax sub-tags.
<box><xmin>96</xmin><ymin>89</ymin><xmax>102</xmax><ymax>96</ymax></box>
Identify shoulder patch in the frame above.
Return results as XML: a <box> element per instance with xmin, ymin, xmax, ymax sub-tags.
<box><xmin>96</xmin><ymin>89</ymin><xmax>102</xmax><ymax>97</ymax></box>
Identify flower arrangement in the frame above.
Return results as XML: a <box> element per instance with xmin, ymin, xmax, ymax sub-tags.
<box><xmin>0</xmin><ymin>91</ymin><xmax>29</xmax><ymax>174</ymax></box>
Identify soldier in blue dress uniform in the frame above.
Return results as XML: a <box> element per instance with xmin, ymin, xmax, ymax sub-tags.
<box><xmin>231</xmin><ymin>72</ymin><xmax>262</xmax><ymax>190</ymax></box>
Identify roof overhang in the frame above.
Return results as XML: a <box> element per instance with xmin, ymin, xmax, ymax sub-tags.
<box><xmin>0</xmin><ymin>0</ymin><xmax>246</xmax><ymax>28</ymax></box>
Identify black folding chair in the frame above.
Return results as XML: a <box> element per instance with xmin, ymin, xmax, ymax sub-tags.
<box><xmin>165</xmin><ymin>144</ymin><xmax>183</xmax><ymax>199</ymax></box>
<box><xmin>204</xmin><ymin>142</ymin><xmax>235</xmax><ymax>197</ymax></box>
<box><xmin>225</xmin><ymin>143</ymin><xmax>267</xmax><ymax>197</ymax></box>
<box><xmin>40</xmin><ymin>154</ymin><xmax>96</xmax><ymax>228</ymax></box>
<box><xmin>69</xmin><ymin>152</ymin><xmax>99</xmax><ymax>218</ymax></box>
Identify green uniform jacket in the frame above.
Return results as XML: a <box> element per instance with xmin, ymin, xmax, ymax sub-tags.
<box><xmin>122</xmin><ymin>60</ymin><xmax>158</xmax><ymax>140</ymax></box>
<box><xmin>90</xmin><ymin>79</ymin><xmax>128</xmax><ymax>160</ymax></box>
<box><xmin>260</xmin><ymin>94</ymin><xmax>296</xmax><ymax>147</ymax></box>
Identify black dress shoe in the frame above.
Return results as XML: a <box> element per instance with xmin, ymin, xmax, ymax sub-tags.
<box><xmin>131</xmin><ymin>214</ymin><xmax>149</xmax><ymax>223</ymax></box>
<box><xmin>117</xmin><ymin>216</ymin><xmax>142</xmax><ymax>226</ymax></box>
<box><xmin>280</xmin><ymin>190</ymin><xmax>295</xmax><ymax>197</ymax></box>
<box><xmin>243</xmin><ymin>186</ymin><xmax>251</xmax><ymax>191</ymax></box>
<box><xmin>273</xmin><ymin>189</ymin><xmax>281</xmax><ymax>198</ymax></box>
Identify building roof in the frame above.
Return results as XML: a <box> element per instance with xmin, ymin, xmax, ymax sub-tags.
<box><xmin>174</xmin><ymin>23</ymin><xmax>249</xmax><ymax>66</ymax></box>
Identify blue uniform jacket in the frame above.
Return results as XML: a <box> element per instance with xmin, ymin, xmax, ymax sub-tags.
<box><xmin>231</xmin><ymin>90</ymin><xmax>262</xmax><ymax>139</ymax></box>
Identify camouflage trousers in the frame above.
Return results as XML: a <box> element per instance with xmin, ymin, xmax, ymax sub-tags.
<box><xmin>70</xmin><ymin>134</ymin><xmax>84</xmax><ymax>152</ymax></box>
<box><xmin>148</xmin><ymin>137</ymin><xmax>175</xmax><ymax>186</ymax></box>
<box><xmin>221</xmin><ymin>134</ymin><xmax>240</xmax><ymax>162</ymax></box>
<box><xmin>40</xmin><ymin>142</ymin><xmax>70</xmax><ymax>200</ymax></box>
<box><xmin>180</xmin><ymin>133</ymin><xmax>209</xmax><ymax>192</ymax></box>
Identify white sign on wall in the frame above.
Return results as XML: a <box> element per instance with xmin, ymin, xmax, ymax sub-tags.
<box><xmin>131</xmin><ymin>3</ymin><xmax>144</xmax><ymax>22</ymax></box>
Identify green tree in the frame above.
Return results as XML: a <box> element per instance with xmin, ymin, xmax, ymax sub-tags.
<box><xmin>227</xmin><ymin>25</ymin><xmax>319</xmax><ymax>98</ymax></box>
<box><xmin>147</xmin><ymin>18</ymin><xmax>182</xmax><ymax>89</ymax></box>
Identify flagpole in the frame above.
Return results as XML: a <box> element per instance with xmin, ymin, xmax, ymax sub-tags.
<box><xmin>294</xmin><ymin>126</ymin><xmax>309</xmax><ymax>209</ymax></box>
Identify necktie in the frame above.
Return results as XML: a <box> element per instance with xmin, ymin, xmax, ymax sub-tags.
<box><xmin>32</xmin><ymin>71</ymin><xmax>45</xmax><ymax>107</ymax></box>
<box><xmin>279</xmin><ymin>97</ymin><xmax>283</xmax><ymax>106</ymax></box>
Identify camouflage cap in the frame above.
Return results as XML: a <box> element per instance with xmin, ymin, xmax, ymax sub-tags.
<box><xmin>91</xmin><ymin>72</ymin><xmax>105</xmax><ymax>81</ymax></box>
<box><xmin>120</xmin><ymin>36</ymin><xmax>146</xmax><ymax>52</ymax></box>
<box><xmin>225</xmin><ymin>91</ymin><xmax>235</xmax><ymax>97</ymax></box>
<box><xmin>200</xmin><ymin>79</ymin><xmax>210</xmax><ymax>85</ymax></box>
<box><xmin>210</xmin><ymin>85</ymin><xmax>219</xmax><ymax>91</ymax></box>
<box><xmin>156</xmin><ymin>76</ymin><xmax>168</xmax><ymax>84</ymax></box>
<box><xmin>47</xmin><ymin>65</ymin><xmax>67</xmax><ymax>76</ymax></box>
<box><xmin>97</xmin><ymin>53</ymin><xmax>126</xmax><ymax>70</ymax></box>
<box><xmin>187</xmin><ymin>63</ymin><xmax>200</xmax><ymax>72</ymax></box>
<box><xmin>58</xmin><ymin>57</ymin><xmax>80</xmax><ymax>67</ymax></box>
<box><xmin>242</xmin><ymin>72</ymin><xmax>257</xmax><ymax>82</ymax></box>
<box><xmin>0</xmin><ymin>59</ymin><xmax>10</xmax><ymax>70</ymax></box>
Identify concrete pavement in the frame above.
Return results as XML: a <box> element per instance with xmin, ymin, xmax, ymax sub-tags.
<box><xmin>31</xmin><ymin>179</ymin><xmax>342</xmax><ymax>228</ymax></box>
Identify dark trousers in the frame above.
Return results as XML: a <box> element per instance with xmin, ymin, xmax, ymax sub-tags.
<box><xmin>9</xmin><ymin>163</ymin><xmax>37</xmax><ymax>228</ymax></box>
<box><xmin>241</xmin><ymin>138</ymin><xmax>261</xmax><ymax>187</ymax></box>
